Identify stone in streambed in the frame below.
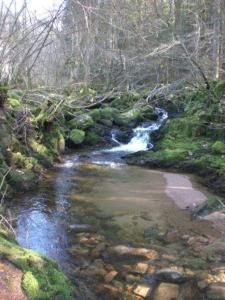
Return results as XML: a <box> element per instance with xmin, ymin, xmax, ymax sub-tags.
<box><xmin>133</xmin><ymin>284</ymin><xmax>152</xmax><ymax>298</ymax></box>
<box><xmin>104</xmin><ymin>271</ymin><xmax>118</xmax><ymax>283</ymax></box>
<box><xmin>155</xmin><ymin>269</ymin><xmax>190</xmax><ymax>283</ymax></box>
<box><xmin>132</xmin><ymin>262</ymin><xmax>149</xmax><ymax>275</ymax></box>
<box><xmin>111</xmin><ymin>245</ymin><xmax>158</xmax><ymax>259</ymax></box>
<box><xmin>206</xmin><ymin>283</ymin><xmax>225</xmax><ymax>299</ymax></box>
<box><xmin>152</xmin><ymin>283</ymin><xmax>179</xmax><ymax>300</ymax></box>
<box><xmin>69</xmin><ymin>224</ymin><xmax>96</xmax><ymax>233</ymax></box>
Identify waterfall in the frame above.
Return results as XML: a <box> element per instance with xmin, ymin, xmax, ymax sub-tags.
<box><xmin>107</xmin><ymin>108</ymin><xmax>168</xmax><ymax>153</ymax></box>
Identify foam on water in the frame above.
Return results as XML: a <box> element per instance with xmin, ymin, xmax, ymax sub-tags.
<box><xmin>107</xmin><ymin>108</ymin><xmax>168</xmax><ymax>153</ymax></box>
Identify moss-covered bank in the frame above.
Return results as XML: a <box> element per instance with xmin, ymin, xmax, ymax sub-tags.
<box><xmin>124</xmin><ymin>81</ymin><xmax>225</xmax><ymax>196</ymax></box>
<box><xmin>0</xmin><ymin>229</ymin><xmax>74</xmax><ymax>299</ymax></box>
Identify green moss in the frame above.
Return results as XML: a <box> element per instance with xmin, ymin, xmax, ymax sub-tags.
<box><xmin>58</xmin><ymin>132</ymin><xmax>65</xmax><ymax>153</ymax></box>
<box><xmin>8</xmin><ymin>169</ymin><xmax>39</xmax><ymax>191</ymax></box>
<box><xmin>85</xmin><ymin>131</ymin><xmax>102</xmax><ymax>145</ymax></box>
<box><xmin>149</xmin><ymin>149</ymin><xmax>189</xmax><ymax>161</ymax></box>
<box><xmin>28</xmin><ymin>139</ymin><xmax>53</xmax><ymax>164</ymax></box>
<box><xmin>7</xmin><ymin>98</ymin><xmax>21</xmax><ymax>110</ymax></box>
<box><xmin>69</xmin><ymin>114</ymin><xmax>94</xmax><ymax>130</ymax></box>
<box><xmin>11</xmin><ymin>152</ymin><xmax>40</xmax><ymax>171</ymax></box>
<box><xmin>212</xmin><ymin>141</ymin><xmax>225</xmax><ymax>154</ymax></box>
<box><xmin>89</xmin><ymin>109</ymin><xmax>101</xmax><ymax>121</ymax></box>
<box><xmin>99</xmin><ymin>119</ymin><xmax>113</xmax><ymax>127</ymax></box>
<box><xmin>0</xmin><ymin>233</ymin><xmax>74</xmax><ymax>300</ymax></box>
<box><xmin>110</xmin><ymin>92</ymin><xmax>140</xmax><ymax>110</ymax></box>
<box><xmin>70</xmin><ymin>129</ymin><xmax>85</xmax><ymax>145</ymax></box>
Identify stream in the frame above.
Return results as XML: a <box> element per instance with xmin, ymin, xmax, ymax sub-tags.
<box><xmin>10</xmin><ymin>108</ymin><xmax>223</xmax><ymax>299</ymax></box>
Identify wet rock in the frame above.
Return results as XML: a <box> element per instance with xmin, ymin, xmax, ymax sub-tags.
<box><xmin>155</xmin><ymin>269</ymin><xmax>190</xmax><ymax>283</ymax></box>
<box><xmin>80</xmin><ymin>259</ymin><xmax>107</xmax><ymax>278</ymax></box>
<box><xmin>206</xmin><ymin>283</ymin><xmax>225</xmax><ymax>300</ymax></box>
<box><xmin>111</xmin><ymin>245</ymin><xmax>158</xmax><ymax>259</ymax></box>
<box><xmin>90</xmin><ymin>248</ymin><xmax>101</xmax><ymax>259</ymax></box>
<box><xmin>105</xmin><ymin>271</ymin><xmax>118</xmax><ymax>283</ymax></box>
<box><xmin>133</xmin><ymin>284</ymin><xmax>152</xmax><ymax>298</ymax></box>
<box><xmin>69</xmin><ymin>224</ymin><xmax>96</xmax><ymax>233</ymax></box>
<box><xmin>147</xmin><ymin>265</ymin><xmax>156</xmax><ymax>274</ymax></box>
<box><xmin>132</xmin><ymin>263</ymin><xmax>149</xmax><ymax>275</ymax></box>
<box><xmin>165</xmin><ymin>231</ymin><xmax>179</xmax><ymax>243</ymax></box>
<box><xmin>197</xmin><ymin>280</ymin><xmax>208</xmax><ymax>290</ymax></box>
<box><xmin>161</xmin><ymin>254</ymin><xmax>177</xmax><ymax>262</ymax></box>
<box><xmin>126</xmin><ymin>274</ymin><xmax>141</xmax><ymax>284</ymax></box>
<box><xmin>179</xmin><ymin>282</ymin><xmax>204</xmax><ymax>300</ymax></box>
<box><xmin>105</xmin><ymin>264</ymin><xmax>115</xmax><ymax>272</ymax></box>
<box><xmin>67</xmin><ymin>246</ymin><xmax>90</xmax><ymax>256</ymax></box>
<box><xmin>153</xmin><ymin>283</ymin><xmax>179</xmax><ymax>300</ymax></box>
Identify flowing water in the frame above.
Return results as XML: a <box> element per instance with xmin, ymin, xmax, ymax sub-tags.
<box><xmin>10</xmin><ymin>109</ymin><xmax>223</xmax><ymax>297</ymax></box>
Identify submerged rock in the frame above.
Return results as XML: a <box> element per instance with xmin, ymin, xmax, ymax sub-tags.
<box><xmin>155</xmin><ymin>269</ymin><xmax>190</xmax><ymax>283</ymax></box>
<box><xmin>111</xmin><ymin>245</ymin><xmax>158</xmax><ymax>259</ymax></box>
<box><xmin>133</xmin><ymin>284</ymin><xmax>152</xmax><ymax>298</ymax></box>
<box><xmin>69</xmin><ymin>223</ymin><xmax>96</xmax><ymax>233</ymax></box>
<box><xmin>153</xmin><ymin>283</ymin><xmax>179</xmax><ymax>300</ymax></box>
<box><xmin>206</xmin><ymin>282</ymin><xmax>225</xmax><ymax>300</ymax></box>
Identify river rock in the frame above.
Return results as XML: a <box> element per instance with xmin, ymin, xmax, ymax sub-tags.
<box><xmin>153</xmin><ymin>283</ymin><xmax>179</xmax><ymax>300</ymax></box>
<box><xmin>126</xmin><ymin>274</ymin><xmax>141</xmax><ymax>284</ymax></box>
<box><xmin>111</xmin><ymin>245</ymin><xmax>158</xmax><ymax>259</ymax></box>
<box><xmin>155</xmin><ymin>269</ymin><xmax>190</xmax><ymax>283</ymax></box>
<box><xmin>132</xmin><ymin>262</ymin><xmax>149</xmax><ymax>275</ymax></box>
<box><xmin>133</xmin><ymin>284</ymin><xmax>152</xmax><ymax>298</ymax></box>
<box><xmin>69</xmin><ymin>224</ymin><xmax>96</xmax><ymax>233</ymax></box>
<box><xmin>206</xmin><ymin>282</ymin><xmax>225</xmax><ymax>299</ymax></box>
<box><xmin>105</xmin><ymin>271</ymin><xmax>118</xmax><ymax>283</ymax></box>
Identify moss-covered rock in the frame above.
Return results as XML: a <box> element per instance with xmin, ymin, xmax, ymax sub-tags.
<box><xmin>11</xmin><ymin>152</ymin><xmax>41</xmax><ymax>172</ymax></box>
<box><xmin>84</xmin><ymin>131</ymin><xmax>102</xmax><ymax>145</ymax></box>
<box><xmin>0</xmin><ymin>230</ymin><xmax>74</xmax><ymax>300</ymax></box>
<box><xmin>70</xmin><ymin>129</ymin><xmax>85</xmax><ymax>145</ymax></box>
<box><xmin>69</xmin><ymin>114</ymin><xmax>94</xmax><ymax>130</ymax></box>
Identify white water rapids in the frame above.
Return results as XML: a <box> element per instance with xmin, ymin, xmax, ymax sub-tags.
<box><xmin>108</xmin><ymin>108</ymin><xmax>168</xmax><ymax>153</ymax></box>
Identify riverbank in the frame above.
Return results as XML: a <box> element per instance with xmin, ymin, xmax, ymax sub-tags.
<box><xmin>124</xmin><ymin>81</ymin><xmax>225</xmax><ymax>214</ymax></box>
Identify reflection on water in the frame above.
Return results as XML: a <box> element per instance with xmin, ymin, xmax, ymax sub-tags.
<box><xmin>11</xmin><ymin>152</ymin><xmax>218</xmax><ymax>271</ymax></box>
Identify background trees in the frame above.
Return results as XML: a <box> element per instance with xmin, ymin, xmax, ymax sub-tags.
<box><xmin>1</xmin><ymin>0</ymin><xmax>225</xmax><ymax>90</ymax></box>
